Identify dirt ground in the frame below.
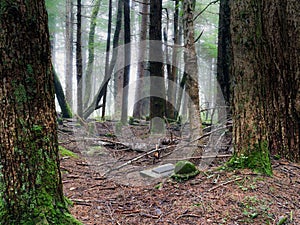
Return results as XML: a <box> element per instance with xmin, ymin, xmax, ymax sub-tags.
<box><xmin>59</xmin><ymin>120</ymin><xmax>300</xmax><ymax>225</ymax></box>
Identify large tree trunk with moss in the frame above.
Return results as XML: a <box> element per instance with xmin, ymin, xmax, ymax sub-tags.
<box><xmin>0</xmin><ymin>1</ymin><xmax>81</xmax><ymax>224</ymax></box>
<box><xmin>230</xmin><ymin>0</ymin><xmax>300</xmax><ymax>175</ymax></box>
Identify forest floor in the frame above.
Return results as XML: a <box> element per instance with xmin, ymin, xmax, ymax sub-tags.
<box><xmin>58</xmin><ymin>119</ymin><xmax>300</xmax><ymax>225</ymax></box>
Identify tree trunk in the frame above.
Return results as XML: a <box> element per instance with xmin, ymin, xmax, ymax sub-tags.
<box><xmin>149</xmin><ymin>0</ymin><xmax>166</xmax><ymax>133</ymax></box>
<box><xmin>76</xmin><ymin>0</ymin><xmax>83</xmax><ymax>117</ymax></box>
<box><xmin>112</xmin><ymin>0</ymin><xmax>124</xmax><ymax>119</ymax></box>
<box><xmin>183</xmin><ymin>0</ymin><xmax>203</xmax><ymax>151</ymax></box>
<box><xmin>65</xmin><ymin>0</ymin><xmax>74</xmax><ymax>109</ymax></box>
<box><xmin>101</xmin><ymin>0</ymin><xmax>113</xmax><ymax>118</ymax></box>
<box><xmin>230</xmin><ymin>0</ymin><xmax>300</xmax><ymax>175</ymax></box>
<box><xmin>133</xmin><ymin>0</ymin><xmax>149</xmax><ymax>118</ymax></box>
<box><xmin>216</xmin><ymin>0</ymin><xmax>231</xmax><ymax>118</ymax></box>
<box><xmin>0</xmin><ymin>1</ymin><xmax>80</xmax><ymax>224</ymax></box>
<box><xmin>121</xmin><ymin>0</ymin><xmax>131</xmax><ymax>124</ymax></box>
<box><xmin>167</xmin><ymin>0</ymin><xmax>180</xmax><ymax>120</ymax></box>
<box><xmin>163</xmin><ymin>10</ymin><xmax>173</xmax><ymax>120</ymax></box>
<box><xmin>53</xmin><ymin>65</ymin><xmax>73</xmax><ymax>118</ymax></box>
<box><xmin>84</xmin><ymin>0</ymin><xmax>101</xmax><ymax>108</ymax></box>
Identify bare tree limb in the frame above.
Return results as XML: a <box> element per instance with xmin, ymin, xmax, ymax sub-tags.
<box><xmin>194</xmin><ymin>0</ymin><xmax>219</xmax><ymax>21</ymax></box>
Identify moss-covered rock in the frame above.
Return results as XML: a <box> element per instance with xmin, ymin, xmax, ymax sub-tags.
<box><xmin>171</xmin><ymin>161</ymin><xmax>200</xmax><ymax>181</ymax></box>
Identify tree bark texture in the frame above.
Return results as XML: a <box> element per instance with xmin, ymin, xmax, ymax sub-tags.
<box><xmin>149</xmin><ymin>0</ymin><xmax>166</xmax><ymax>133</ymax></box>
<box><xmin>217</xmin><ymin>0</ymin><xmax>231</xmax><ymax>116</ymax></box>
<box><xmin>230</xmin><ymin>0</ymin><xmax>300</xmax><ymax>173</ymax></box>
<box><xmin>101</xmin><ymin>0</ymin><xmax>113</xmax><ymax>118</ymax></box>
<box><xmin>183</xmin><ymin>0</ymin><xmax>203</xmax><ymax>151</ymax></box>
<box><xmin>76</xmin><ymin>0</ymin><xmax>83</xmax><ymax>117</ymax></box>
<box><xmin>133</xmin><ymin>0</ymin><xmax>149</xmax><ymax>118</ymax></box>
<box><xmin>121</xmin><ymin>0</ymin><xmax>131</xmax><ymax>123</ymax></box>
<box><xmin>0</xmin><ymin>1</ymin><xmax>80</xmax><ymax>224</ymax></box>
<box><xmin>167</xmin><ymin>0</ymin><xmax>180</xmax><ymax>120</ymax></box>
<box><xmin>65</xmin><ymin>0</ymin><xmax>74</xmax><ymax>109</ymax></box>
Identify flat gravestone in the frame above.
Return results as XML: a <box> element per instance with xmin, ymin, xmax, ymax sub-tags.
<box><xmin>140</xmin><ymin>163</ymin><xmax>174</xmax><ymax>179</ymax></box>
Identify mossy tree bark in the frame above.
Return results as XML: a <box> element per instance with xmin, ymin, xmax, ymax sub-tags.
<box><xmin>230</xmin><ymin>0</ymin><xmax>300</xmax><ymax>175</ymax></box>
<box><xmin>0</xmin><ymin>1</ymin><xmax>81</xmax><ymax>224</ymax></box>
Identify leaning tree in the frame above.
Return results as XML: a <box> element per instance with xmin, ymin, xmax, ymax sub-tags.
<box><xmin>230</xmin><ymin>0</ymin><xmax>300</xmax><ymax>175</ymax></box>
<box><xmin>0</xmin><ymin>1</ymin><xmax>81</xmax><ymax>224</ymax></box>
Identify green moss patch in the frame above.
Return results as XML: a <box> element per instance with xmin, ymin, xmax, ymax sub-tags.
<box><xmin>59</xmin><ymin>146</ymin><xmax>78</xmax><ymax>158</ymax></box>
<box><xmin>227</xmin><ymin>141</ymin><xmax>272</xmax><ymax>176</ymax></box>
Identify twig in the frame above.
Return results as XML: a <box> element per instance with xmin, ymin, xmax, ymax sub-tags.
<box><xmin>194</xmin><ymin>29</ymin><xmax>204</xmax><ymax>43</ymax></box>
<box><xmin>69</xmin><ymin>198</ymin><xmax>93</xmax><ymax>206</ymax></box>
<box><xmin>165</xmin><ymin>154</ymin><xmax>232</xmax><ymax>162</ymax></box>
<box><xmin>140</xmin><ymin>212</ymin><xmax>159</xmax><ymax>219</ymax></box>
<box><xmin>207</xmin><ymin>177</ymin><xmax>243</xmax><ymax>192</ymax></box>
<box><xmin>194</xmin><ymin>0</ymin><xmax>219</xmax><ymax>21</ymax></box>
<box><xmin>176</xmin><ymin>213</ymin><xmax>202</xmax><ymax>219</ymax></box>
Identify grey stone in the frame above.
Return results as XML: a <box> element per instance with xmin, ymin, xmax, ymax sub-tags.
<box><xmin>140</xmin><ymin>163</ymin><xmax>174</xmax><ymax>179</ymax></box>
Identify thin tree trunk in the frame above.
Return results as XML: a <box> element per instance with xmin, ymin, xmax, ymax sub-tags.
<box><xmin>84</xmin><ymin>0</ymin><xmax>102</xmax><ymax>108</ymax></box>
<box><xmin>101</xmin><ymin>0</ymin><xmax>113</xmax><ymax>118</ymax></box>
<box><xmin>167</xmin><ymin>0</ymin><xmax>180</xmax><ymax>119</ymax></box>
<box><xmin>65</xmin><ymin>0</ymin><xmax>74</xmax><ymax>109</ymax></box>
<box><xmin>121</xmin><ymin>0</ymin><xmax>131</xmax><ymax>123</ymax></box>
<box><xmin>164</xmin><ymin>24</ymin><xmax>174</xmax><ymax>120</ymax></box>
<box><xmin>76</xmin><ymin>0</ymin><xmax>83</xmax><ymax>117</ymax></box>
<box><xmin>112</xmin><ymin>1</ymin><xmax>124</xmax><ymax>119</ymax></box>
<box><xmin>53</xmin><ymin>65</ymin><xmax>73</xmax><ymax>118</ymax></box>
<box><xmin>174</xmin><ymin>26</ymin><xmax>185</xmax><ymax>114</ymax></box>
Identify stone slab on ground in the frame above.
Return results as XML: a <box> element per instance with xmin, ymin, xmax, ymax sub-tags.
<box><xmin>140</xmin><ymin>163</ymin><xmax>175</xmax><ymax>179</ymax></box>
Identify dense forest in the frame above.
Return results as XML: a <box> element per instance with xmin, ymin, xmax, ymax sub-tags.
<box><xmin>0</xmin><ymin>0</ymin><xmax>299</xmax><ymax>224</ymax></box>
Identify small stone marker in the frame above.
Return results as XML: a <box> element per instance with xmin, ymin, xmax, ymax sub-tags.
<box><xmin>152</xmin><ymin>164</ymin><xmax>174</xmax><ymax>174</ymax></box>
<box><xmin>140</xmin><ymin>163</ymin><xmax>174</xmax><ymax>179</ymax></box>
